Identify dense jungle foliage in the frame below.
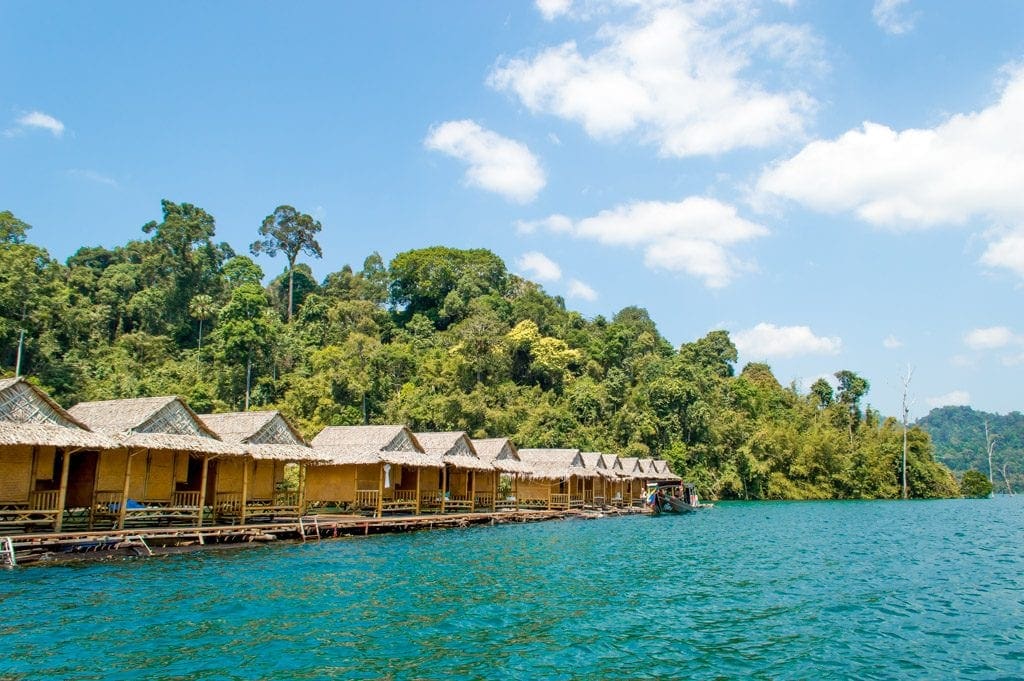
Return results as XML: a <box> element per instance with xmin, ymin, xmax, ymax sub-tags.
<box><xmin>0</xmin><ymin>202</ymin><xmax>961</xmax><ymax>499</ymax></box>
<box><xmin>918</xmin><ymin>406</ymin><xmax>1023</xmax><ymax>494</ymax></box>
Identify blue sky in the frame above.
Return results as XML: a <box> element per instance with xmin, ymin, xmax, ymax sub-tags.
<box><xmin>2</xmin><ymin>1</ymin><xmax>1023</xmax><ymax>418</ymax></box>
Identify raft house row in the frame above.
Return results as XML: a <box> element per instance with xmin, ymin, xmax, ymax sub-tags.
<box><xmin>0</xmin><ymin>377</ymin><xmax>682</xmax><ymax>536</ymax></box>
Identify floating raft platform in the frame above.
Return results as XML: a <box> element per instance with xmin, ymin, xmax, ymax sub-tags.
<box><xmin>4</xmin><ymin>506</ymin><xmax>647</xmax><ymax>567</ymax></box>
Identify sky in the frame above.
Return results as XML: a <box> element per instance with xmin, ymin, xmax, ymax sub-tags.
<box><xmin>2</xmin><ymin>0</ymin><xmax>1023</xmax><ymax>419</ymax></box>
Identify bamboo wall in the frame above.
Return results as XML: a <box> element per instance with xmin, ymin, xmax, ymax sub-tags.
<box><xmin>517</xmin><ymin>478</ymin><xmax>552</xmax><ymax>499</ymax></box>
<box><xmin>305</xmin><ymin>465</ymin><xmax>360</xmax><ymax>503</ymax></box>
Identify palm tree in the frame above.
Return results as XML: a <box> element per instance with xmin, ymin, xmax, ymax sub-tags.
<box><xmin>189</xmin><ymin>294</ymin><xmax>216</xmax><ymax>355</ymax></box>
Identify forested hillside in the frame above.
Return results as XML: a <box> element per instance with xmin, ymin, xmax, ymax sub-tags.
<box><xmin>0</xmin><ymin>202</ymin><xmax>960</xmax><ymax>499</ymax></box>
<box><xmin>918</xmin><ymin>407</ymin><xmax>1023</xmax><ymax>493</ymax></box>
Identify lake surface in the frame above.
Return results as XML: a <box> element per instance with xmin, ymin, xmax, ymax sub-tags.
<box><xmin>2</xmin><ymin>497</ymin><xmax>1023</xmax><ymax>679</ymax></box>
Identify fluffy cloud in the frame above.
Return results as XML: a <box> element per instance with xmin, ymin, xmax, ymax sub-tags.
<box><xmin>733</xmin><ymin>323</ymin><xmax>842</xmax><ymax>358</ymax></box>
<box><xmin>872</xmin><ymin>0</ymin><xmax>917</xmax><ymax>35</ymax></box>
<box><xmin>6</xmin><ymin>111</ymin><xmax>65</xmax><ymax>138</ymax></box>
<box><xmin>883</xmin><ymin>334</ymin><xmax>904</xmax><ymax>349</ymax></box>
<box><xmin>567</xmin><ymin>278</ymin><xmax>597</xmax><ymax>301</ymax></box>
<box><xmin>517</xmin><ymin>251</ymin><xmax>563</xmax><ymax>282</ymax></box>
<box><xmin>489</xmin><ymin>2</ymin><xmax>818</xmax><ymax>157</ymax></box>
<box><xmin>424</xmin><ymin>120</ymin><xmax>545</xmax><ymax>203</ymax></box>
<box><xmin>926</xmin><ymin>390</ymin><xmax>971</xmax><ymax>409</ymax></box>
<box><xmin>980</xmin><ymin>229</ymin><xmax>1024</xmax><ymax>279</ymax></box>
<box><xmin>536</xmin><ymin>0</ymin><xmax>571</xmax><ymax>21</ymax></box>
<box><xmin>521</xmin><ymin>197</ymin><xmax>768</xmax><ymax>288</ymax></box>
<box><xmin>757</xmin><ymin>65</ymin><xmax>1024</xmax><ymax>230</ymax></box>
<box><xmin>964</xmin><ymin>326</ymin><xmax>1017</xmax><ymax>350</ymax></box>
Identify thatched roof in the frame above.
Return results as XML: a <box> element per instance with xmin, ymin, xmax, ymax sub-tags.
<box><xmin>415</xmin><ymin>432</ymin><xmax>493</xmax><ymax>471</ymax></box>
<box><xmin>69</xmin><ymin>396</ymin><xmax>244</xmax><ymax>455</ymax></box>
<box><xmin>472</xmin><ymin>437</ymin><xmax>529</xmax><ymax>474</ymax></box>
<box><xmin>0</xmin><ymin>378</ymin><xmax>116</xmax><ymax>449</ymax></box>
<box><xmin>310</xmin><ymin>425</ymin><xmax>442</xmax><ymax>468</ymax></box>
<box><xmin>616</xmin><ymin>456</ymin><xmax>644</xmax><ymax>479</ymax></box>
<box><xmin>597</xmin><ymin>453</ymin><xmax>619</xmax><ymax>472</ymax></box>
<box><xmin>517</xmin><ymin>448</ymin><xmax>597</xmax><ymax>480</ymax></box>
<box><xmin>649</xmin><ymin>459</ymin><xmax>682</xmax><ymax>481</ymax></box>
<box><xmin>580</xmin><ymin>451</ymin><xmax>616</xmax><ymax>478</ymax></box>
<box><xmin>200</xmin><ymin>411</ymin><xmax>322</xmax><ymax>462</ymax></box>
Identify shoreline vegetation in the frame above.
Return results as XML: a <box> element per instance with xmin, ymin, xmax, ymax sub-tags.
<box><xmin>0</xmin><ymin>204</ymin><xmax>973</xmax><ymax>500</ymax></box>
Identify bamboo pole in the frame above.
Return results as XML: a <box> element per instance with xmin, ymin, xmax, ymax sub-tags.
<box><xmin>297</xmin><ymin>464</ymin><xmax>307</xmax><ymax>515</ymax></box>
<box><xmin>547</xmin><ymin>481</ymin><xmax>552</xmax><ymax>511</ymax></box>
<box><xmin>376</xmin><ymin>463</ymin><xmax>384</xmax><ymax>519</ymax></box>
<box><xmin>240</xmin><ymin>457</ymin><xmax>250</xmax><ymax>525</ymax></box>
<box><xmin>492</xmin><ymin>472</ymin><xmax>497</xmax><ymax>511</ymax></box>
<box><xmin>441</xmin><ymin>465</ymin><xmax>448</xmax><ymax>513</ymax></box>
<box><xmin>54</xmin><ymin>448</ymin><xmax>73</xmax><ymax>532</ymax></box>
<box><xmin>469</xmin><ymin>471</ymin><xmax>476</xmax><ymax>512</ymax></box>
<box><xmin>197</xmin><ymin>455</ymin><xmax>210</xmax><ymax>527</ymax></box>
<box><xmin>118</xmin><ymin>450</ymin><xmax>138</xmax><ymax>530</ymax></box>
<box><xmin>415</xmin><ymin>467</ymin><xmax>421</xmax><ymax>515</ymax></box>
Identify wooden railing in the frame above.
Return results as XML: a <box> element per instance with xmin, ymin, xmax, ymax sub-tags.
<box><xmin>550</xmin><ymin>493</ymin><xmax>570</xmax><ymax>510</ymax></box>
<box><xmin>355</xmin><ymin>490</ymin><xmax>379</xmax><ymax>509</ymax></box>
<box><xmin>443</xmin><ymin>494</ymin><xmax>473</xmax><ymax>512</ymax></box>
<box><xmin>474</xmin><ymin>492</ymin><xmax>493</xmax><ymax>510</ymax></box>
<box><xmin>215</xmin><ymin>492</ymin><xmax>243</xmax><ymax>513</ymax></box>
<box><xmin>569</xmin><ymin>495</ymin><xmax>585</xmax><ymax>508</ymax></box>
<box><xmin>172</xmin><ymin>491</ymin><xmax>202</xmax><ymax>508</ymax></box>
<box><xmin>419</xmin><ymin>489</ymin><xmax>443</xmax><ymax>510</ymax></box>
<box><xmin>29</xmin><ymin>490</ymin><xmax>60</xmax><ymax>510</ymax></box>
<box><xmin>391</xmin><ymin>490</ymin><xmax>418</xmax><ymax>502</ymax></box>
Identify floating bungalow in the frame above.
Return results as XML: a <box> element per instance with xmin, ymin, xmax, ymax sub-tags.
<box><xmin>472</xmin><ymin>437</ymin><xmax>528</xmax><ymax>510</ymax></box>
<box><xmin>0</xmin><ymin>377</ymin><xmax>114</xmax><ymax>533</ymax></box>
<box><xmin>580</xmin><ymin>452</ymin><xmax>617</xmax><ymax>507</ymax></box>
<box><xmin>414</xmin><ymin>432</ymin><xmax>493</xmax><ymax>512</ymax></box>
<box><xmin>199</xmin><ymin>411</ymin><xmax>321</xmax><ymax>524</ymax></box>
<box><xmin>68</xmin><ymin>396</ymin><xmax>243</xmax><ymax>529</ymax></box>
<box><xmin>616</xmin><ymin>457</ymin><xmax>647</xmax><ymax>506</ymax></box>
<box><xmin>307</xmin><ymin>425</ymin><xmax>442</xmax><ymax>517</ymax></box>
<box><xmin>516</xmin><ymin>448</ymin><xmax>596</xmax><ymax>510</ymax></box>
<box><xmin>648</xmin><ymin>459</ymin><xmax>681</xmax><ymax>483</ymax></box>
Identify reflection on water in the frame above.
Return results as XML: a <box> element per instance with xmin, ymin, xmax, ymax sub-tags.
<box><xmin>3</xmin><ymin>497</ymin><xmax>1024</xmax><ymax>679</ymax></box>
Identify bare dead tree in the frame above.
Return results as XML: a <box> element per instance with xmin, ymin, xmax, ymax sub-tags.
<box><xmin>900</xmin><ymin>364</ymin><xmax>914</xmax><ymax>500</ymax></box>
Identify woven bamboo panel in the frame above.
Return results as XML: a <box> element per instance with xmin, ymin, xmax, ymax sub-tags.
<box><xmin>174</xmin><ymin>451</ymin><xmax>189</xmax><ymax>483</ymax></box>
<box><xmin>216</xmin><ymin>458</ymin><xmax>244</xmax><ymax>494</ymax></box>
<box><xmin>476</xmin><ymin>471</ymin><xmax>496</xmax><ymax>489</ymax></box>
<box><xmin>355</xmin><ymin>464</ymin><xmax>378</xmax><ymax>488</ymax></box>
<box><xmin>250</xmin><ymin>460</ymin><xmax>275</xmax><ymax>498</ymax></box>
<box><xmin>147</xmin><ymin>451</ymin><xmax>175</xmax><ymax>500</ymax></box>
<box><xmin>304</xmin><ymin>466</ymin><xmax>357</xmax><ymax>502</ymax></box>
<box><xmin>96</xmin><ymin>450</ymin><xmax>127</xmax><ymax>490</ymax></box>
<box><xmin>128</xmin><ymin>453</ymin><xmax>148</xmax><ymax>499</ymax></box>
<box><xmin>0</xmin><ymin>447</ymin><xmax>32</xmax><ymax>501</ymax></box>
<box><xmin>517</xmin><ymin>479</ymin><xmax>550</xmax><ymax>497</ymax></box>
<box><xmin>449</xmin><ymin>470</ymin><xmax>469</xmax><ymax>495</ymax></box>
<box><xmin>33</xmin><ymin>447</ymin><xmax>55</xmax><ymax>483</ymax></box>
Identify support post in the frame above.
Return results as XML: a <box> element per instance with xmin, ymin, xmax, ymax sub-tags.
<box><xmin>376</xmin><ymin>463</ymin><xmax>384</xmax><ymax>519</ymax></box>
<box><xmin>197</xmin><ymin>455</ymin><xmax>210</xmax><ymax>527</ymax></box>
<box><xmin>240</xmin><ymin>457</ymin><xmax>250</xmax><ymax>525</ymax></box>
<box><xmin>297</xmin><ymin>463</ymin><xmax>307</xmax><ymax>515</ymax></box>
<box><xmin>54</xmin><ymin>448</ymin><xmax>73</xmax><ymax>532</ymax></box>
<box><xmin>441</xmin><ymin>465</ymin><xmax>448</xmax><ymax>513</ymax></box>
<box><xmin>469</xmin><ymin>471</ymin><xmax>476</xmax><ymax>512</ymax></box>
<box><xmin>492</xmin><ymin>472</ymin><xmax>497</xmax><ymax>511</ymax></box>
<box><xmin>415</xmin><ymin>468</ymin><xmax>421</xmax><ymax>515</ymax></box>
<box><xmin>119</xmin><ymin>450</ymin><xmax>138</xmax><ymax>530</ymax></box>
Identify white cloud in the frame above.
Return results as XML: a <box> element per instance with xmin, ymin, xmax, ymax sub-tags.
<box><xmin>964</xmin><ymin>326</ymin><xmax>1017</xmax><ymax>350</ymax></box>
<box><xmin>734</xmin><ymin>322</ymin><xmax>842</xmax><ymax>358</ymax></box>
<box><xmin>536</xmin><ymin>0</ymin><xmax>571</xmax><ymax>21</ymax></box>
<box><xmin>1002</xmin><ymin>352</ymin><xmax>1024</xmax><ymax>366</ymax></box>
<box><xmin>567</xmin><ymin>278</ymin><xmax>597</xmax><ymax>301</ymax></box>
<box><xmin>872</xmin><ymin>0</ymin><xmax>917</xmax><ymax>35</ymax></box>
<box><xmin>980</xmin><ymin>228</ymin><xmax>1024</xmax><ymax>279</ymax></box>
<box><xmin>522</xmin><ymin>197</ymin><xmax>769</xmax><ymax>288</ymax></box>
<box><xmin>517</xmin><ymin>251</ymin><xmax>563</xmax><ymax>282</ymax></box>
<box><xmin>883</xmin><ymin>334</ymin><xmax>904</xmax><ymax>349</ymax></box>
<box><xmin>757</xmin><ymin>65</ymin><xmax>1024</xmax><ymax>230</ymax></box>
<box><xmin>424</xmin><ymin>120</ymin><xmax>545</xmax><ymax>203</ymax></box>
<box><xmin>926</xmin><ymin>390</ymin><xmax>971</xmax><ymax>409</ymax></box>
<box><xmin>6</xmin><ymin>111</ymin><xmax>65</xmax><ymax>138</ymax></box>
<box><xmin>489</xmin><ymin>2</ymin><xmax>819</xmax><ymax>157</ymax></box>
<box><xmin>67</xmin><ymin>169</ymin><xmax>119</xmax><ymax>188</ymax></box>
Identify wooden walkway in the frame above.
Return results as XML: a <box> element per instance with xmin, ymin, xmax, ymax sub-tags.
<box><xmin>4</xmin><ymin>507</ymin><xmax>646</xmax><ymax>566</ymax></box>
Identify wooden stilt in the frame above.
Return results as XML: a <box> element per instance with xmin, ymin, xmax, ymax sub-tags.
<box><xmin>492</xmin><ymin>472</ymin><xmax>497</xmax><ymax>511</ymax></box>
<box><xmin>441</xmin><ymin>466</ymin><xmax>448</xmax><ymax>513</ymax></box>
<box><xmin>297</xmin><ymin>463</ymin><xmax>307</xmax><ymax>515</ymax></box>
<box><xmin>469</xmin><ymin>471</ymin><xmax>476</xmax><ymax>512</ymax></box>
<box><xmin>118</xmin><ymin>450</ymin><xmax>138</xmax><ymax>530</ymax></box>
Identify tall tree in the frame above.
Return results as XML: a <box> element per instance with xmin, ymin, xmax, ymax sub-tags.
<box><xmin>250</xmin><ymin>205</ymin><xmax>323</xmax><ymax>322</ymax></box>
<box><xmin>188</xmin><ymin>294</ymin><xmax>215</xmax><ymax>354</ymax></box>
<box><xmin>0</xmin><ymin>210</ymin><xmax>31</xmax><ymax>244</ymax></box>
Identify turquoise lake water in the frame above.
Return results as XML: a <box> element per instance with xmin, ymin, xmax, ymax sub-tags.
<box><xmin>2</xmin><ymin>497</ymin><xmax>1024</xmax><ymax>679</ymax></box>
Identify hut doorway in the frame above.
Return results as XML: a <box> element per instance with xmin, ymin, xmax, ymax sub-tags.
<box><xmin>63</xmin><ymin>451</ymin><xmax>97</xmax><ymax>509</ymax></box>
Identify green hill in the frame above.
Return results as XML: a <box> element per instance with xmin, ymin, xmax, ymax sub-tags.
<box><xmin>917</xmin><ymin>406</ymin><xmax>1024</xmax><ymax>493</ymax></box>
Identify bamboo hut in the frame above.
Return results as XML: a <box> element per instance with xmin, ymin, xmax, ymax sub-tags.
<box><xmin>199</xmin><ymin>411</ymin><xmax>322</xmax><ymax>524</ymax></box>
<box><xmin>580</xmin><ymin>452</ymin><xmax>616</xmax><ymax>507</ymax></box>
<box><xmin>471</xmin><ymin>438</ymin><xmax>528</xmax><ymax>510</ymax></box>
<box><xmin>68</xmin><ymin>396</ymin><xmax>243</xmax><ymax>529</ymax></box>
<box><xmin>617</xmin><ymin>457</ymin><xmax>646</xmax><ymax>506</ymax></box>
<box><xmin>0</xmin><ymin>377</ymin><xmax>115</xmax><ymax>532</ymax></box>
<box><xmin>414</xmin><ymin>432</ymin><xmax>493</xmax><ymax>512</ymax></box>
<box><xmin>648</xmin><ymin>459</ymin><xmax>682</xmax><ymax>483</ymax></box>
<box><xmin>517</xmin><ymin>448</ymin><xmax>596</xmax><ymax>510</ymax></box>
<box><xmin>308</xmin><ymin>425</ymin><xmax>442</xmax><ymax>517</ymax></box>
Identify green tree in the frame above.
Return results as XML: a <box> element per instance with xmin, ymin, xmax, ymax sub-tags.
<box><xmin>250</xmin><ymin>205</ymin><xmax>323</xmax><ymax>322</ymax></box>
<box><xmin>960</xmin><ymin>469</ymin><xmax>993</xmax><ymax>498</ymax></box>
<box><xmin>0</xmin><ymin>210</ymin><xmax>31</xmax><ymax>244</ymax></box>
<box><xmin>188</xmin><ymin>294</ymin><xmax>216</xmax><ymax>354</ymax></box>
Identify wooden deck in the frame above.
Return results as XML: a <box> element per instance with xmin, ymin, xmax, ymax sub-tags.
<box><xmin>3</xmin><ymin>507</ymin><xmax>647</xmax><ymax>566</ymax></box>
